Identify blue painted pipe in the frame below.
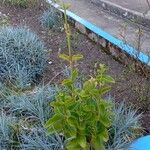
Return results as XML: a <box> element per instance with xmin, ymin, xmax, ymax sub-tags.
<box><xmin>128</xmin><ymin>135</ymin><xmax>150</xmax><ymax>150</ymax></box>
<box><xmin>47</xmin><ymin>0</ymin><xmax>150</xmax><ymax>66</ymax></box>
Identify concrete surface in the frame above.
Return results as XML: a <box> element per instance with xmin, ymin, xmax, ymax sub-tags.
<box><xmin>62</xmin><ymin>0</ymin><xmax>150</xmax><ymax>55</ymax></box>
<box><xmin>91</xmin><ymin>0</ymin><xmax>150</xmax><ymax>28</ymax></box>
<box><xmin>104</xmin><ymin>0</ymin><xmax>150</xmax><ymax>14</ymax></box>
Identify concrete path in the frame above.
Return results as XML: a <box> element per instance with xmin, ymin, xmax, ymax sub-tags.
<box><xmin>91</xmin><ymin>0</ymin><xmax>150</xmax><ymax>28</ymax></box>
<box><xmin>107</xmin><ymin>0</ymin><xmax>150</xmax><ymax>13</ymax></box>
<box><xmin>62</xmin><ymin>0</ymin><xmax>150</xmax><ymax>55</ymax></box>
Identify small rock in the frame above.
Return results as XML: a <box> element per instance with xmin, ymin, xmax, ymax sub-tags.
<box><xmin>48</xmin><ymin>61</ymin><xmax>53</xmax><ymax>65</ymax></box>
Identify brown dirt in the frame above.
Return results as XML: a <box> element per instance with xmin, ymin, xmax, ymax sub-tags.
<box><xmin>0</xmin><ymin>1</ymin><xmax>150</xmax><ymax>133</ymax></box>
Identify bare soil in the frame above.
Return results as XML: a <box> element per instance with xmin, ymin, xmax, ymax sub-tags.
<box><xmin>0</xmin><ymin>1</ymin><xmax>150</xmax><ymax>133</ymax></box>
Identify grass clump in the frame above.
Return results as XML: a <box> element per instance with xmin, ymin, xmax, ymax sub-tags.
<box><xmin>40</xmin><ymin>8</ymin><xmax>63</xmax><ymax>30</ymax></box>
<box><xmin>0</xmin><ymin>112</ymin><xmax>18</xmax><ymax>149</ymax></box>
<box><xmin>7</xmin><ymin>85</ymin><xmax>57</xmax><ymax>125</ymax></box>
<box><xmin>106</xmin><ymin>101</ymin><xmax>142</xmax><ymax>150</ymax></box>
<box><xmin>0</xmin><ymin>26</ymin><xmax>48</xmax><ymax>88</ymax></box>
<box><xmin>20</xmin><ymin>128</ymin><xmax>65</xmax><ymax>150</ymax></box>
<box><xmin>0</xmin><ymin>83</ymin><xmax>64</xmax><ymax>149</ymax></box>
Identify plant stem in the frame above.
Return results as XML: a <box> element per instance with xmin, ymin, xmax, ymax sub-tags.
<box><xmin>62</xmin><ymin>2</ymin><xmax>73</xmax><ymax>71</ymax></box>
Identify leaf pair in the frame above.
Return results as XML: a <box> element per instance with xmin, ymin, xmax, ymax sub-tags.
<box><xmin>59</xmin><ymin>54</ymin><xmax>83</xmax><ymax>62</ymax></box>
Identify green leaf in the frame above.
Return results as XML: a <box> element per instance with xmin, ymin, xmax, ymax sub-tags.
<box><xmin>77</xmin><ymin>135</ymin><xmax>86</xmax><ymax>148</ymax></box>
<box><xmin>98</xmin><ymin>86</ymin><xmax>111</xmax><ymax>95</ymax></box>
<box><xmin>72</xmin><ymin>54</ymin><xmax>83</xmax><ymax>61</ymax></box>
<box><xmin>72</xmin><ymin>68</ymin><xmax>78</xmax><ymax>81</ymax></box>
<box><xmin>62</xmin><ymin>79</ymin><xmax>73</xmax><ymax>87</ymax></box>
<box><xmin>98</xmin><ymin>129</ymin><xmax>109</xmax><ymax>142</ymax></box>
<box><xmin>83</xmin><ymin>105</ymin><xmax>94</xmax><ymax>112</ymax></box>
<box><xmin>83</xmin><ymin>79</ymin><xmax>97</xmax><ymax>92</ymax></box>
<box><xmin>90</xmin><ymin>89</ymin><xmax>99</xmax><ymax>96</ymax></box>
<box><xmin>45</xmin><ymin>114</ymin><xmax>62</xmax><ymax>128</ymax></box>
<box><xmin>92</xmin><ymin>137</ymin><xmax>105</xmax><ymax>150</ymax></box>
<box><xmin>51</xmin><ymin>100</ymin><xmax>65</xmax><ymax>107</ymax></box>
<box><xmin>59</xmin><ymin>54</ymin><xmax>83</xmax><ymax>62</ymax></box>
<box><xmin>97</xmin><ymin>121</ymin><xmax>105</xmax><ymax>134</ymax></box>
<box><xmin>66</xmin><ymin>139</ymin><xmax>81</xmax><ymax>150</ymax></box>
<box><xmin>47</xmin><ymin>122</ymin><xmax>62</xmax><ymax>134</ymax></box>
<box><xmin>97</xmin><ymin>75</ymin><xmax>115</xmax><ymax>84</ymax></box>
<box><xmin>67</xmin><ymin>116</ymin><xmax>78</xmax><ymax>127</ymax></box>
<box><xmin>100</xmin><ymin>117</ymin><xmax>111</xmax><ymax>128</ymax></box>
<box><xmin>98</xmin><ymin>64</ymin><xmax>107</xmax><ymax>74</ymax></box>
<box><xmin>80</xmin><ymin>90</ymin><xmax>89</xmax><ymax>98</ymax></box>
<box><xmin>59</xmin><ymin>53</ymin><xmax>70</xmax><ymax>62</ymax></box>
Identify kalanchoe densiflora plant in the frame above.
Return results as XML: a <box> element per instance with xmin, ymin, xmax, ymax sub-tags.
<box><xmin>45</xmin><ymin>2</ymin><xmax>115</xmax><ymax>150</ymax></box>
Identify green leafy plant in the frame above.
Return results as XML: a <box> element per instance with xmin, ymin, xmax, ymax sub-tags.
<box><xmin>45</xmin><ymin>2</ymin><xmax>115</xmax><ymax>150</ymax></box>
<box><xmin>46</xmin><ymin>65</ymin><xmax>114</xmax><ymax>150</ymax></box>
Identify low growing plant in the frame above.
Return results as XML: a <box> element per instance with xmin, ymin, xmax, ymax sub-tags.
<box><xmin>40</xmin><ymin>7</ymin><xmax>63</xmax><ymax>30</ymax></box>
<box><xmin>7</xmin><ymin>85</ymin><xmax>57</xmax><ymax>125</ymax></box>
<box><xmin>0</xmin><ymin>26</ymin><xmax>48</xmax><ymax>88</ymax></box>
<box><xmin>21</xmin><ymin>128</ymin><xmax>65</xmax><ymax>150</ymax></box>
<box><xmin>46</xmin><ymin>2</ymin><xmax>115</xmax><ymax>150</ymax></box>
<box><xmin>0</xmin><ymin>81</ymin><xmax>66</xmax><ymax>149</ymax></box>
<box><xmin>106</xmin><ymin>101</ymin><xmax>142</xmax><ymax>150</ymax></box>
<box><xmin>0</xmin><ymin>112</ymin><xmax>18</xmax><ymax>149</ymax></box>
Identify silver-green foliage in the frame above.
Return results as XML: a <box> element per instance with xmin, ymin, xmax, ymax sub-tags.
<box><xmin>40</xmin><ymin>8</ymin><xmax>63</xmax><ymax>30</ymax></box>
<box><xmin>0</xmin><ymin>26</ymin><xmax>48</xmax><ymax>88</ymax></box>
<box><xmin>0</xmin><ymin>112</ymin><xmax>16</xmax><ymax>149</ymax></box>
<box><xmin>0</xmin><ymin>84</ymin><xmax>64</xmax><ymax>149</ymax></box>
<box><xmin>21</xmin><ymin>128</ymin><xmax>65</xmax><ymax>150</ymax></box>
<box><xmin>0</xmin><ymin>112</ymin><xmax>65</xmax><ymax>150</ymax></box>
<box><xmin>7</xmin><ymin>85</ymin><xmax>57</xmax><ymax>124</ymax></box>
<box><xmin>106</xmin><ymin>101</ymin><xmax>142</xmax><ymax>150</ymax></box>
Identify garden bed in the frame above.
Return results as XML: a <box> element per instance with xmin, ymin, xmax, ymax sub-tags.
<box><xmin>0</xmin><ymin>0</ymin><xmax>150</xmax><ymax>148</ymax></box>
<box><xmin>0</xmin><ymin>0</ymin><xmax>150</xmax><ymax>132</ymax></box>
